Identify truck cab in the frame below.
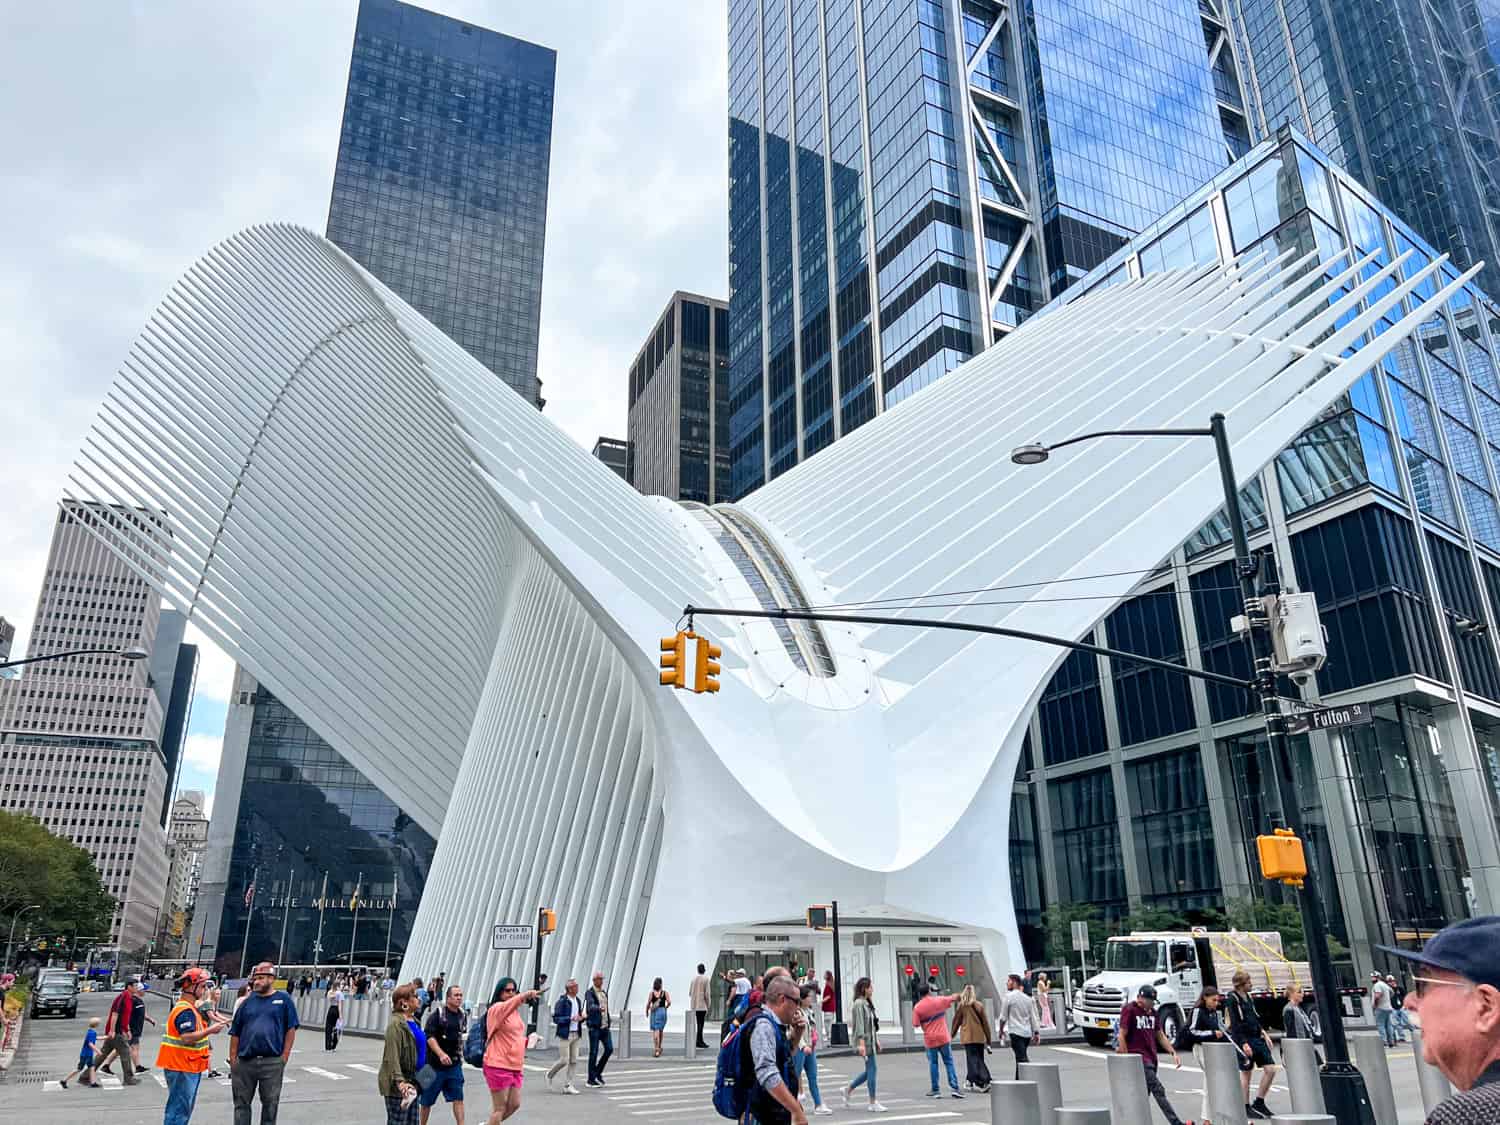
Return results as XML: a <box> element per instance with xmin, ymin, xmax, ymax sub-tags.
<box><xmin>1073</xmin><ymin>934</ymin><xmax>1207</xmax><ymax>1048</ymax></box>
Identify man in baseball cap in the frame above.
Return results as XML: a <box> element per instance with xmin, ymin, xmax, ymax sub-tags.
<box><xmin>1379</xmin><ymin>915</ymin><xmax>1500</xmax><ymax>1123</ymax></box>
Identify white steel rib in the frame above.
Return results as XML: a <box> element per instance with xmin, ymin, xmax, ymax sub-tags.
<box><xmin>65</xmin><ymin>223</ymin><xmax>1478</xmax><ymax>1004</ymax></box>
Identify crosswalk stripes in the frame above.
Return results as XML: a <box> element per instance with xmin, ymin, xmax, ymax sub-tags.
<box><xmin>345</xmin><ymin>1062</ymin><xmax>380</xmax><ymax>1074</ymax></box>
<box><xmin>302</xmin><ymin>1065</ymin><xmax>349</xmax><ymax>1080</ymax></box>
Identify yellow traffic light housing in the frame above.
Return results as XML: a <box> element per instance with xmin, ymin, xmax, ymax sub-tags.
<box><xmin>659</xmin><ymin>633</ymin><xmax>687</xmax><ymax>688</ymax></box>
<box><xmin>1257</xmin><ymin>827</ymin><xmax>1307</xmax><ymax>887</ymax></box>
<box><xmin>539</xmin><ymin>908</ymin><xmax>557</xmax><ymax>936</ymax></box>
<box><xmin>696</xmin><ymin>637</ymin><xmax>723</xmax><ymax>694</ymax></box>
<box><xmin>806</xmin><ymin>905</ymin><xmax>831</xmax><ymax>931</ymax></box>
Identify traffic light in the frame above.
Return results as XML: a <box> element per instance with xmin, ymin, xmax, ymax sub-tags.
<box><xmin>538</xmin><ymin>908</ymin><xmax>557</xmax><ymax>936</ymax></box>
<box><xmin>695</xmin><ymin>636</ymin><xmax>723</xmax><ymax>694</ymax></box>
<box><xmin>806</xmin><ymin>905</ymin><xmax>831</xmax><ymax>931</ymax></box>
<box><xmin>1256</xmin><ymin>827</ymin><xmax>1307</xmax><ymax>887</ymax></box>
<box><xmin>659</xmin><ymin>632</ymin><xmax>687</xmax><ymax>688</ymax></box>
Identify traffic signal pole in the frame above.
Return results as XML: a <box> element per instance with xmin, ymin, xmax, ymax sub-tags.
<box><xmin>1210</xmin><ymin>414</ymin><xmax>1373</xmax><ymax>1124</ymax></box>
<box><xmin>829</xmin><ymin>900</ymin><xmax>848</xmax><ymax>1046</ymax></box>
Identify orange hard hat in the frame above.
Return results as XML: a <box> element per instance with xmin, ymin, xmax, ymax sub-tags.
<box><xmin>178</xmin><ymin>967</ymin><xmax>212</xmax><ymax>989</ymax></box>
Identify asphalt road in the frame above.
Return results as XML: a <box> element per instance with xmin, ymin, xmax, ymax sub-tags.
<box><xmin>2</xmin><ymin>989</ymin><xmax>1433</xmax><ymax>1123</ymax></box>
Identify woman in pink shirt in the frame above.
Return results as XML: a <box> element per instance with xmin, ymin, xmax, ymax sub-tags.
<box><xmin>482</xmin><ymin>977</ymin><xmax>542</xmax><ymax>1123</ymax></box>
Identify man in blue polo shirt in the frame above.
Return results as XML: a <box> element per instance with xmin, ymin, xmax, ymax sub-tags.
<box><xmin>228</xmin><ymin>962</ymin><xmax>299</xmax><ymax>1125</ymax></box>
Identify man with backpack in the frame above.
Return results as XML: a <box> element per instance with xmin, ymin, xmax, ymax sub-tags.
<box><xmin>714</xmin><ymin>975</ymin><xmax>807</xmax><ymax>1125</ymax></box>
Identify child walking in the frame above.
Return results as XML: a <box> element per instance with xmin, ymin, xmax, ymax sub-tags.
<box><xmin>61</xmin><ymin>1017</ymin><xmax>103</xmax><ymax>1088</ymax></box>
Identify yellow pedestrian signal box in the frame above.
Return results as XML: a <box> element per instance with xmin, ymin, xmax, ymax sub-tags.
<box><xmin>1257</xmin><ymin>827</ymin><xmax>1307</xmax><ymax>887</ymax></box>
<box><xmin>806</xmin><ymin>905</ymin><xmax>831</xmax><ymax>931</ymax></box>
<box><xmin>538</xmin><ymin>908</ymin><xmax>557</xmax><ymax>936</ymax></box>
<box><xmin>696</xmin><ymin>638</ymin><xmax>723</xmax><ymax>694</ymax></box>
<box><xmin>659</xmin><ymin>633</ymin><xmax>687</xmax><ymax>688</ymax></box>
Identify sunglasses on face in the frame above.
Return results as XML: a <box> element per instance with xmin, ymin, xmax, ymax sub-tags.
<box><xmin>1413</xmin><ymin>975</ymin><xmax>1470</xmax><ymax>998</ymax></box>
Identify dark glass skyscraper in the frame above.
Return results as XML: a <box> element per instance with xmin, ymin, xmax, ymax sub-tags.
<box><xmin>1229</xmin><ymin>0</ymin><xmax>1500</xmax><ymax>296</ymax></box>
<box><xmin>326</xmin><ymin>0</ymin><xmax>556</xmax><ymax>406</ymax></box>
<box><xmin>627</xmin><ymin>293</ymin><xmax>731</xmax><ymax>502</ymax></box>
<box><xmin>726</xmin><ymin>0</ymin><xmax>1251</xmax><ymax>497</ymax></box>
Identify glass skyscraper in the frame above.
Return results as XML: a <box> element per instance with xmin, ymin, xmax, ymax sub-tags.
<box><xmin>1229</xmin><ymin>0</ymin><xmax>1500</xmax><ymax>297</ymax></box>
<box><xmin>726</xmin><ymin>0</ymin><xmax>1253</xmax><ymax>497</ymax></box>
<box><xmin>627</xmin><ymin>292</ymin><xmax>732</xmax><ymax>502</ymax></box>
<box><xmin>326</xmin><ymin>0</ymin><xmax>556</xmax><ymax>406</ymax></box>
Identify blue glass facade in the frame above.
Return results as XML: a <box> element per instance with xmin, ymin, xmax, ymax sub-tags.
<box><xmin>726</xmin><ymin>0</ymin><xmax>1251</xmax><ymax>496</ymax></box>
<box><xmin>1018</xmin><ymin>130</ymin><xmax>1500</xmax><ymax>973</ymax></box>
<box><xmin>213</xmin><ymin>686</ymin><xmax>436</xmax><ymax>975</ymax></box>
<box><xmin>1230</xmin><ymin>0</ymin><xmax>1500</xmax><ymax>296</ymax></box>
<box><xmin>326</xmin><ymin>0</ymin><xmax>555</xmax><ymax>406</ymax></box>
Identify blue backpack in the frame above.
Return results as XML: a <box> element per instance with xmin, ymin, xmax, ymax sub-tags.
<box><xmin>712</xmin><ymin>1011</ymin><xmax>786</xmax><ymax>1120</ymax></box>
<box><xmin>463</xmin><ymin>1004</ymin><xmax>491</xmax><ymax>1068</ymax></box>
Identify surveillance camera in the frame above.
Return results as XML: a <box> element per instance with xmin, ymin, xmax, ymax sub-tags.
<box><xmin>1288</xmin><ymin>668</ymin><xmax>1315</xmax><ymax>687</ymax></box>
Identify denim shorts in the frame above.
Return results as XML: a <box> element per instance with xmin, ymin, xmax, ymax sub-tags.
<box><xmin>419</xmin><ymin>1063</ymin><xmax>464</xmax><ymax>1105</ymax></box>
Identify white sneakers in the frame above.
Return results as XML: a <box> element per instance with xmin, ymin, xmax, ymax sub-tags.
<box><xmin>563</xmin><ymin>1084</ymin><xmax>580</xmax><ymax>1094</ymax></box>
<box><xmin>868</xmin><ymin>1102</ymin><xmax>888</xmax><ymax>1112</ymax></box>
<box><xmin>813</xmin><ymin>1106</ymin><xmax>833</xmax><ymax>1116</ymax></box>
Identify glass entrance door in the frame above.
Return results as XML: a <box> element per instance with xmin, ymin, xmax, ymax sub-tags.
<box><xmin>709</xmin><ymin>947</ymin><xmax>814</xmax><ymax>1021</ymax></box>
<box><xmin>895</xmin><ymin>950</ymin><xmax>998</xmax><ymax>1004</ymax></box>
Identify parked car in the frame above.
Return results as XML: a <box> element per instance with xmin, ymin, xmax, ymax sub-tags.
<box><xmin>30</xmin><ymin>978</ymin><xmax>79</xmax><ymax>1019</ymax></box>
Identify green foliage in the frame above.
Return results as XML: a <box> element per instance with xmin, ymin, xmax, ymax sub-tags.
<box><xmin>1041</xmin><ymin>902</ymin><xmax>1103</xmax><ymax>967</ymax></box>
<box><xmin>1116</xmin><ymin>906</ymin><xmax>1191</xmax><ymax>936</ymax></box>
<box><xmin>1225</xmin><ymin>896</ymin><xmax>1308</xmax><ymax>960</ymax></box>
<box><xmin>0</xmin><ymin>810</ymin><xmax>115</xmax><ymax>954</ymax></box>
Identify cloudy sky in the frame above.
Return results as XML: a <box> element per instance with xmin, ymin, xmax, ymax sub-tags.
<box><xmin>1</xmin><ymin>1</ymin><xmax>728</xmax><ymax>811</ymax></box>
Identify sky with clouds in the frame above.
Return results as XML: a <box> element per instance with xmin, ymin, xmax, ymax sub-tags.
<box><xmin>1</xmin><ymin>1</ymin><xmax>728</xmax><ymax>811</ymax></box>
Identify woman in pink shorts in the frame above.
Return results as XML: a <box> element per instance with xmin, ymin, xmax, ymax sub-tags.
<box><xmin>481</xmin><ymin>977</ymin><xmax>541</xmax><ymax>1122</ymax></box>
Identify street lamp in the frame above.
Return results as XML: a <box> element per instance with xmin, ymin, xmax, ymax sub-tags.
<box><xmin>1013</xmin><ymin>412</ymin><xmax>1375</xmax><ymax>1125</ymax></box>
<box><xmin>1</xmin><ymin>644</ymin><xmax>149</xmax><ymax>675</ymax></box>
<box><xmin>4</xmin><ymin>904</ymin><xmax>42</xmax><ymax>969</ymax></box>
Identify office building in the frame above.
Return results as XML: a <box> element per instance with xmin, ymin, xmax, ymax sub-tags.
<box><xmin>724</xmin><ymin>0</ymin><xmax>1253</xmax><ymax>496</ymax></box>
<box><xmin>1229</xmin><ymin>0</ymin><xmax>1500</xmax><ymax>295</ymax></box>
<box><xmin>66</xmin><ymin>208</ymin><xmax>1466</xmax><ymax>1008</ymax></box>
<box><xmin>164</xmin><ymin>791</ymin><xmax>209</xmax><ymax>956</ymax></box>
<box><xmin>0</xmin><ymin>502</ymin><xmax>192</xmax><ymax>949</ymax></box>
<box><xmin>0</xmin><ymin>617</ymin><xmax>14</xmax><ymax>663</ymax></box>
<box><xmin>1007</xmin><ymin>127</ymin><xmax>1500</xmax><ymax>982</ymax></box>
<box><xmin>592</xmin><ymin>436</ymin><xmax>630</xmax><ymax>480</ymax></box>
<box><xmin>192</xmin><ymin>669</ymin><xmax>435</xmax><ymax>973</ymax></box>
<box><xmin>627</xmin><ymin>292</ymin><xmax>731</xmax><ymax>502</ymax></box>
<box><xmin>149</xmin><ymin>608</ymin><xmax>198</xmax><ymax>827</ymax></box>
<box><xmin>325</xmin><ymin>0</ymin><xmax>556</xmax><ymax>406</ymax></box>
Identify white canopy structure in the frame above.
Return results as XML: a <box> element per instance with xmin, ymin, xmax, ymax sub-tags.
<box><xmin>66</xmin><ymin>223</ymin><xmax>1475</xmax><ymax>1001</ymax></box>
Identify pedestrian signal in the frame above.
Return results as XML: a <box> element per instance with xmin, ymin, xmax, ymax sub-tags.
<box><xmin>1256</xmin><ymin>827</ymin><xmax>1307</xmax><ymax>887</ymax></box>
<box><xmin>696</xmin><ymin>637</ymin><xmax>723</xmax><ymax>694</ymax></box>
<box><xmin>806</xmin><ymin>905</ymin><xmax>831</xmax><ymax>931</ymax></box>
<box><xmin>538</xmin><ymin>908</ymin><xmax>557</xmax><ymax>936</ymax></box>
<box><xmin>659</xmin><ymin>632</ymin><xmax>687</xmax><ymax>688</ymax></box>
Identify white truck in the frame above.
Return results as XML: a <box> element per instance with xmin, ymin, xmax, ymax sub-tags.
<box><xmin>1072</xmin><ymin>930</ymin><xmax>1312</xmax><ymax>1047</ymax></box>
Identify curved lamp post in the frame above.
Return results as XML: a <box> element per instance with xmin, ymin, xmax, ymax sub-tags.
<box><xmin>4</xmin><ymin>904</ymin><xmax>42</xmax><ymax>970</ymax></box>
<box><xmin>1</xmin><ymin>644</ymin><xmax>149</xmax><ymax>673</ymax></box>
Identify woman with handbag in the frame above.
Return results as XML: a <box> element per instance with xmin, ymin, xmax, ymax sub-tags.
<box><xmin>1182</xmin><ymin>986</ymin><xmax>1229</xmax><ymax>1125</ymax></box>
<box><xmin>951</xmin><ymin>985</ymin><xmax>993</xmax><ymax>1092</ymax></box>
<box><xmin>646</xmin><ymin>978</ymin><xmax>671</xmax><ymax>1057</ymax></box>
<box><xmin>378</xmin><ymin>983</ymin><xmax>425</xmax><ymax>1125</ymax></box>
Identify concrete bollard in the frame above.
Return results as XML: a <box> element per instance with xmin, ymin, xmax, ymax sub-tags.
<box><xmin>1270</xmin><ymin>1117</ymin><xmax>1335</xmax><ymax>1124</ymax></box>
<box><xmin>901</xmin><ymin>1000</ymin><xmax>914</xmax><ymax>1046</ymax></box>
<box><xmin>1281</xmin><ymin>1036</ymin><xmax>1326</xmax><ymax>1114</ymax></box>
<box><xmin>618</xmin><ymin>1008</ymin><xmax>633</xmax><ymax>1059</ymax></box>
<box><xmin>983</xmin><ymin>998</ymin><xmax>999</xmax><ymax>1044</ymax></box>
<box><xmin>1055</xmin><ymin>1110</ymin><xmax>1110</xmax><ymax>1125</ymax></box>
<box><xmin>1349</xmin><ymin>1031</ymin><xmax>1397</xmax><ymax>1125</ymax></box>
<box><xmin>684</xmin><ymin>1011</ymin><xmax>697</xmax><ymax>1060</ymax></box>
<box><xmin>1106</xmin><ymin>1052</ymin><xmax>1150</xmax><ymax>1123</ymax></box>
<box><xmin>1411</xmin><ymin>1029</ymin><xmax>1453</xmax><ymax>1113</ymax></box>
<box><xmin>989</xmin><ymin>1079</ymin><xmax>1042</xmax><ymax>1125</ymax></box>
<box><xmin>1017</xmin><ymin>1062</ymin><xmax>1063</xmax><ymax>1125</ymax></box>
<box><xmin>1201</xmin><ymin>1041</ymin><xmax>1249</xmax><ymax>1125</ymax></box>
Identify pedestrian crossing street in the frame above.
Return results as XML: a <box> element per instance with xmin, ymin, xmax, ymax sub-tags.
<box><xmin>533</xmin><ymin>1059</ymin><xmax>997</xmax><ymax>1125</ymax></box>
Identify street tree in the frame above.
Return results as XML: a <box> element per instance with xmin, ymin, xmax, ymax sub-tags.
<box><xmin>0</xmin><ymin>810</ymin><xmax>115</xmax><ymax>951</ymax></box>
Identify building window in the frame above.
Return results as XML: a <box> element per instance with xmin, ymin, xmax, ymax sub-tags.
<box><xmin>1048</xmin><ymin>769</ymin><xmax>1126</xmax><ymax>919</ymax></box>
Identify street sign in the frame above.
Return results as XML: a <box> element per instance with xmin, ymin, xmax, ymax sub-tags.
<box><xmin>1071</xmin><ymin>921</ymin><xmax>1090</xmax><ymax>953</ymax></box>
<box><xmin>491</xmin><ymin>924</ymin><xmax>534</xmax><ymax>951</ymax></box>
<box><xmin>1283</xmin><ymin>701</ymin><xmax>1373</xmax><ymax>735</ymax></box>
